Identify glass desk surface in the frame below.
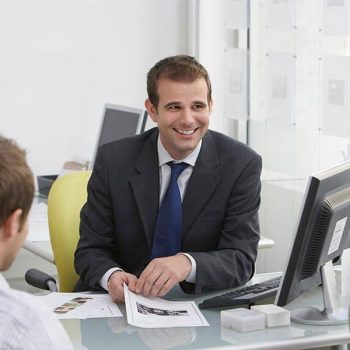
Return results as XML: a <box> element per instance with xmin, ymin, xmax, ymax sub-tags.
<box><xmin>60</xmin><ymin>272</ymin><xmax>350</xmax><ymax>350</ymax></box>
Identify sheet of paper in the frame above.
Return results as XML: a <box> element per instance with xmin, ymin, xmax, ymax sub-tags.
<box><xmin>124</xmin><ymin>284</ymin><xmax>208</xmax><ymax>328</ymax></box>
<box><xmin>323</xmin><ymin>0</ymin><xmax>349</xmax><ymax>35</ymax></box>
<box><xmin>28</xmin><ymin>202</ymin><xmax>50</xmax><ymax>241</ymax></box>
<box><xmin>224</xmin><ymin>0</ymin><xmax>248</xmax><ymax>28</ymax></box>
<box><xmin>224</xmin><ymin>49</ymin><xmax>248</xmax><ymax>120</ymax></box>
<box><xmin>269</xmin><ymin>0</ymin><xmax>296</xmax><ymax>32</ymax></box>
<box><xmin>323</xmin><ymin>55</ymin><xmax>350</xmax><ymax>137</ymax></box>
<box><xmin>38</xmin><ymin>292</ymin><xmax>122</xmax><ymax>319</ymax></box>
<box><xmin>268</xmin><ymin>51</ymin><xmax>295</xmax><ymax>127</ymax></box>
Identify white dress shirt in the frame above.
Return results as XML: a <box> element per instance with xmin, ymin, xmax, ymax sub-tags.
<box><xmin>100</xmin><ymin>137</ymin><xmax>202</xmax><ymax>290</ymax></box>
<box><xmin>0</xmin><ymin>273</ymin><xmax>73</xmax><ymax>350</ymax></box>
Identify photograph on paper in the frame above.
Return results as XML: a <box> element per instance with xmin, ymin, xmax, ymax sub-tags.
<box><xmin>136</xmin><ymin>302</ymin><xmax>189</xmax><ymax>316</ymax></box>
<box><xmin>38</xmin><ymin>292</ymin><xmax>123</xmax><ymax>319</ymax></box>
<box><xmin>54</xmin><ymin>296</ymin><xmax>93</xmax><ymax>314</ymax></box>
<box><xmin>124</xmin><ymin>284</ymin><xmax>208</xmax><ymax>328</ymax></box>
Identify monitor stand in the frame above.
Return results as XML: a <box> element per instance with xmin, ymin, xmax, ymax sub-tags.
<box><xmin>291</xmin><ymin>261</ymin><xmax>348</xmax><ymax>325</ymax></box>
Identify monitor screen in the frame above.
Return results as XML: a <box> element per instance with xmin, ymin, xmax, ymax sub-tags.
<box><xmin>91</xmin><ymin>104</ymin><xmax>148</xmax><ymax>168</ymax></box>
<box><xmin>275</xmin><ymin>161</ymin><xmax>350</xmax><ymax>325</ymax></box>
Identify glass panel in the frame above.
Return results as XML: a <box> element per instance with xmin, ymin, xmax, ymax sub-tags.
<box><xmin>250</xmin><ymin>0</ymin><xmax>350</xmax><ymax>273</ymax></box>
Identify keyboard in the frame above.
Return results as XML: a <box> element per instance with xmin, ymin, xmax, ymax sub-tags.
<box><xmin>198</xmin><ymin>276</ymin><xmax>281</xmax><ymax>309</ymax></box>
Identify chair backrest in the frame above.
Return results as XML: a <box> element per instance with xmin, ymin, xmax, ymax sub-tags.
<box><xmin>47</xmin><ymin>171</ymin><xmax>91</xmax><ymax>292</ymax></box>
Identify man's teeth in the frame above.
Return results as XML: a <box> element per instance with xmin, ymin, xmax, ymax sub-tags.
<box><xmin>177</xmin><ymin>129</ymin><xmax>195</xmax><ymax>135</ymax></box>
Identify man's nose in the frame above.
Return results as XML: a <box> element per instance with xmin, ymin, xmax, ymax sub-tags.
<box><xmin>180</xmin><ymin>108</ymin><xmax>195</xmax><ymax>124</ymax></box>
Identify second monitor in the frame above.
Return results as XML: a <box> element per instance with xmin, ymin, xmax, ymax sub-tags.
<box><xmin>275</xmin><ymin>161</ymin><xmax>350</xmax><ymax>325</ymax></box>
<box><xmin>91</xmin><ymin>104</ymin><xmax>148</xmax><ymax>169</ymax></box>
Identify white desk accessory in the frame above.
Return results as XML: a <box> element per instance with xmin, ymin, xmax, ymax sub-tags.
<box><xmin>251</xmin><ymin>304</ymin><xmax>290</xmax><ymax>327</ymax></box>
<box><xmin>220</xmin><ymin>308</ymin><xmax>265</xmax><ymax>332</ymax></box>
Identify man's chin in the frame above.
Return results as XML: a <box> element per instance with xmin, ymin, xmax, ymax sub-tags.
<box><xmin>172</xmin><ymin>143</ymin><xmax>198</xmax><ymax>158</ymax></box>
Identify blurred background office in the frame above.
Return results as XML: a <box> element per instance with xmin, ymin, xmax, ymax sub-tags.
<box><xmin>1</xmin><ymin>0</ymin><xmax>350</xmax><ymax>283</ymax></box>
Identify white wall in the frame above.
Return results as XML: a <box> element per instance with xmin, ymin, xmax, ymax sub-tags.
<box><xmin>0</xmin><ymin>0</ymin><xmax>189</xmax><ymax>280</ymax></box>
<box><xmin>0</xmin><ymin>0</ymin><xmax>189</xmax><ymax>176</ymax></box>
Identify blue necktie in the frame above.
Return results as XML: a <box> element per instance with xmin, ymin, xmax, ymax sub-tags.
<box><xmin>151</xmin><ymin>162</ymin><xmax>188</xmax><ymax>259</ymax></box>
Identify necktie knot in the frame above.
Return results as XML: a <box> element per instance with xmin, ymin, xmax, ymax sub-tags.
<box><xmin>168</xmin><ymin>162</ymin><xmax>188</xmax><ymax>182</ymax></box>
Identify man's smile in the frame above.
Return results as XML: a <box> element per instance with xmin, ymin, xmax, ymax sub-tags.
<box><xmin>174</xmin><ymin>128</ymin><xmax>198</xmax><ymax>135</ymax></box>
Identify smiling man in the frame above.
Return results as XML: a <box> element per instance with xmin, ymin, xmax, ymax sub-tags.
<box><xmin>75</xmin><ymin>55</ymin><xmax>262</xmax><ymax>302</ymax></box>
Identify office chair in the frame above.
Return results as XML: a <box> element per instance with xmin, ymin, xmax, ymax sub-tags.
<box><xmin>25</xmin><ymin>171</ymin><xmax>91</xmax><ymax>292</ymax></box>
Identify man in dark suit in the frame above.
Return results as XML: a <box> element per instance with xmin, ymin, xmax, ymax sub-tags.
<box><xmin>75</xmin><ymin>55</ymin><xmax>262</xmax><ymax>302</ymax></box>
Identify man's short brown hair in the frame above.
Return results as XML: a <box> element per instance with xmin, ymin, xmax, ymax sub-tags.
<box><xmin>0</xmin><ymin>136</ymin><xmax>34</xmax><ymax>228</ymax></box>
<box><xmin>147</xmin><ymin>55</ymin><xmax>212</xmax><ymax>108</ymax></box>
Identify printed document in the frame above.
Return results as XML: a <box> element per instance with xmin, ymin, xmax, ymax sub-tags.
<box><xmin>39</xmin><ymin>292</ymin><xmax>122</xmax><ymax>319</ymax></box>
<box><xmin>124</xmin><ymin>284</ymin><xmax>208</xmax><ymax>328</ymax></box>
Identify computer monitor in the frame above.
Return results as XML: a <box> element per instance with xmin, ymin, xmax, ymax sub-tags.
<box><xmin>275</xmin><ymin>161</ymin><xmax>350</xmax><ymax>325</ymax></box>
<box><xmin>91</xmin><ymin>104</ymin><xmax>148</xmax><ymax>168</ymax></box>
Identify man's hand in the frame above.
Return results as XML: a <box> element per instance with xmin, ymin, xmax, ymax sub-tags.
<box><xmin>107</xmin><ymin>271</ymin><xmax>138</xmax><ymax>302</ymax></box>
<box><xmin>135</xmin><ymin>254</ymin><xmax>192</xmax><ymax>297</ymax></box>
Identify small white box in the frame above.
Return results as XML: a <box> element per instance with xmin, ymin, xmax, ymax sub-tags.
<box><xmin>251</xmin><ymin>304</ymin><xmax>290</xmax><ymax>327</ymax></box>
<box><xmin>221</xmin><ymin>308</ymin><xmax>266</xmax><ymax>332</ymax></box>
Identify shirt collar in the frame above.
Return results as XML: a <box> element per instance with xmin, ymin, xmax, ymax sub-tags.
<box><xmin>157</xmin><ymin>136</ymin><xmax>202</xmax><ymax>167</ymax></box>
<box><xmin>0</xmin><ymin>273</ymin><xmax>10</xmax><ymax>291</ymax></box>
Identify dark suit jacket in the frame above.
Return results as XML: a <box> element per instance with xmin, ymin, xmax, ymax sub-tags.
<box><xmin>75</xmin><ymin>128</ymin><xmax>262</xmax><ymax>294</ymax></box>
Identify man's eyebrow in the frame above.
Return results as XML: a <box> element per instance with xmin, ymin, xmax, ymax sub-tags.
<box><xmin>164</xmin><ymin>101</ymin><xmax>181</xmax><ymax>108</ymax></box>
<box><xmin>163</xmin><ymin>100</ymin><xmax>208</xmax><ymax>108</ymax></box>
<box><xmin>193</xmin><ymin>100</ymin><xmax>207</xmax><ymax>105</ymax></box>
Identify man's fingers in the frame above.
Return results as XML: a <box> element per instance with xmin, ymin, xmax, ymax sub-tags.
<box><xmin>108</xmin><ymin>271</ymin><xmax>138</xmax><ymax>303</ymax></box>
<box><xmin>149</xmin><ymin>273</ymin><xmax>170</xmax><ymax>297</ymax></box>
<box><xmin>108</xmin><ymin>284</ymin><xmax>125</xmax><ymax>303</ymax></box>
<box><xmin>158</xmin><ymin>278</ymin><xmax>175</xmax><ymax>297</ymax></box>
<box><xmin>125</xmin><ymin>273</ymin><xmax>138</xmax><ymax>292</ymax></box>
<box><xmin>135</xmin><ymin>264</ymin><xmax>155</xmax><ymax>294</ymax></box>
<box><xmin>136</xmin><ymin>255</ymin><xmax>192</xmax><ymax>297</ymax></box>
<box><xmin>139</xmin><ymin>266</ymin><xmax>161</xmax><ymax>296</ymax></box>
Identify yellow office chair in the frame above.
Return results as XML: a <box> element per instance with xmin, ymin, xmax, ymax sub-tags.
<box><xmin>25</xmin><ymin>171</ymin><xmax>91</xmax><ymax>292</ymax></box>
<box><xmin>47</xmin><ymin>171</ymin><xmax>91</xmax><ymax>292</ymax></box>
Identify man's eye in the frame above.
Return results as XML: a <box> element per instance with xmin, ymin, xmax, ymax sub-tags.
<box><xmin>168</xmin><ymin>105</ymin><xmax>180</xmax><ymax>110</ymax></box>
<box><xmin>193</xmin><ymin>104</ymin><xmax>205</xmax><ymax>110</ymax></box>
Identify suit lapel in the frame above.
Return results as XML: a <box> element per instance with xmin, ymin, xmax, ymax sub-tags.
<box><xmin>182</xmin><ymin>131</ymin><xmax>222</xmax><ymax>236</ymax></box>
<box><xmin>130</xmin><ymin>130</ymin><xmax>222</xmax><ymax>247</ymax></box>
<box><xmin>130</xmin><ymin>132</ymin><xmax>159</xmax><ymax>249</ymax></box>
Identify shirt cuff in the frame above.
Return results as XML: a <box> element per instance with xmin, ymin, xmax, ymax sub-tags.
<box><xmin>100</xmin><ymin>267</ymin><xmax>123</xmax><ymax>291</ymax></box>
<box><xmin>179</xmin><ymin>253</ymin><xmax>197</xmax><ymax>283</ymax></box>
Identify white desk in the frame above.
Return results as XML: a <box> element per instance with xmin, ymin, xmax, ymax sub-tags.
<box><xmin>25</xmin><ymin>200</ymin><xmax>54</xmax><ymax>263</ymax></box>
<box><xmin>23</xmin><ymin>240</ymin><xmax>54</xmax><ymax>264</ymax></box>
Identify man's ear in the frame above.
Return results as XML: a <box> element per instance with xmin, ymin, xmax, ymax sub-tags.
<box><xmin>145</xmin><ymin>99</ymin><xmax>158</xmax><ymax>123</ymax></box>
<box><xmin>208</xmin><ymin>99</ymin><xmax>213</xmax><ymax>114</ymax></box>
<box><xmin>2</xmin><ymin>209</ymin><xmax>23</xmax><ymax>239</ymax></box>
